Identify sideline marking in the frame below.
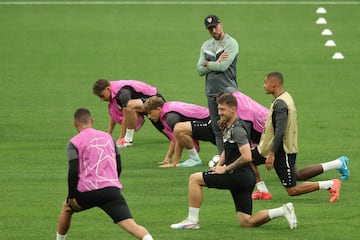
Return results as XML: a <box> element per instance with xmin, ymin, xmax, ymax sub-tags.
<box><xmin>0</xmin><ymin>1</ymin><xmax>359</xmax><ymax>5</ymax></box>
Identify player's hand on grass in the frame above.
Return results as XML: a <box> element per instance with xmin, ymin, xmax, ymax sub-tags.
<box><xmin>158</xmin><ymin>156</ymin><xmax>171</xmax><ymax>165</ymax></box>
<box><xmin>159</xmin><ymin>163</ymin><xmax>176</xmax><ymax>168</ymax></box>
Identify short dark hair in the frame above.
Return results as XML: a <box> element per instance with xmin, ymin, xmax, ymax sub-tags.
<box><xmin>267</xmin><ymin>72</ymin><xmax>284</xmax><ymax>85</ymax></box>
<box><xmin>74</xmin><ymin>108</ymin><xmax>92</xmax><ymax>124</ymax></box>
<box><xmin>93</xmin><ymin>79</ymin><xmax>110</xmax><ymax>95</ymax></box>
<box><xmin>217</xmin><ymin>92</ymin><xmax>237</xmax><ymax>109</ymax></box>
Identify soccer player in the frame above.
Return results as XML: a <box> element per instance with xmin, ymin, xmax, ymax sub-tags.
<box><xmin>251</xmin><ymin>72</ymin><xmax>348</xmax><ymax>202</ymax></box>
<box><xmin>197</xmin><ymin>14</ymin><xmax>239</xmax><ymax>155</ymax></box>
<box><xmin>170</xmin><ymin>93</ymin><xmax>297</xmax><ymax>230</ymax></box>
<box><xmin>93</xmin><ymin>79</ymin><xmax>166</xmax><ymax>148</ymax></box>
<box><xmin>55</xmin><ymin>108</ymin><xmax>153</xmax><ymax>240</ymax></box>
<box><xmin>221</xmin><ymin>86</ymin><xmax>268</xmax><ymax>145</ymax></box>
<box><xmin>143</xmin><ymin>96</ymin><xmax>216</xmax><ymax>168</ymax></box>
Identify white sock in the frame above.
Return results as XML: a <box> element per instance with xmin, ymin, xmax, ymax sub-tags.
<box><xmin>318</xmin><ymin>180</ymin><xmax>333</xmax><ymax>190</ymax></box>
<box><xmin>256</xmin><ymin>181</ymin><xmax>269</xmax><ymax>193</ymax></box>
<box><xmin>188</xmin><ymin>147</ymin><xmax>200</xmax><ymax>160</ymax></box>
<box><xmin>321</xmin><ymin>159</ymin><xmax>342</xmax><ymax>172</ymax></box>
<box><xmin>268</xmin><ymin>206</ymin><xmax>284</xmax><ymax>219</ymax></box>
<box><xmin>188</xmin><ymin>207</ymin><xmax>200</xmax><ymax>223</ymax></box>
<box><xmin>56</xmin><ymin>232</ymin><xmax>66</xmax><ymax>240</ymax></box>
<box><xmin>142</xmin><ymin>234</ymin><xmax>153</xmax><ymax>240</ymax></box>
<box><xmin>125</xmin><ymin>129</ymin><xmax>135</xmax><ymax>142</ymax></box>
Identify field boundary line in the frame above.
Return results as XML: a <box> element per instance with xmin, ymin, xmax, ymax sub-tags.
<box><xmin>0</xmin><ymin>1</ymin><xmax>359</xmax><ymax>5</ymax></box>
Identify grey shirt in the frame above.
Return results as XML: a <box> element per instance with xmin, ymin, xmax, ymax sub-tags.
<box><xmin>197</xmin><ymin>33</ymin><xmax>239</xmax><ymax>96</ymax></box>
<box><xmin>223</xmin><ymin>119</ymin><xmax>250</xmax><ymax>166</ymax></box>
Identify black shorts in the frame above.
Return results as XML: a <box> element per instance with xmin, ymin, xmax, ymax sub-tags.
<box><xmin>117</xmin><ymin>87</ymin><xmax>166</xmax><ymax>107</ymax></box>
<box><xmin>117</xmin><ymin>87</ymin><xmax>166</xmax><ymax>133</ymax></box>
<box><xmin>74</xmin><ymin>187</ymin><xmax>132</xmax><ymax>223</ymax></box>
<box><xmin>250</xmin><ymin>129</ymin><xmax>261</xmax><ymax>144</ymax></box>
<box><xmin>191</xmin><ymin>119</ymin><xmax>216</xmax><ymax>145</ymax></box>
<box><xmin>117</xmin><ymin>87</ymin><xmax>141</xmax><ymax>108</ymax></box>
<box><xmin>203</xmin><ymin>167</ymin><xmax>255</xmax><ymax>215</ymax></box>
<box><xmin>252</xmin><ymin>147</ymin><xmax>297</xmax><ymax>188</ymax></box>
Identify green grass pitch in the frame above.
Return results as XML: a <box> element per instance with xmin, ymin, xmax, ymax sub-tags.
<box><xmin>0</xmin><ymin>1</ymin><xmax>359</xmax><ymax>239</ymax></box>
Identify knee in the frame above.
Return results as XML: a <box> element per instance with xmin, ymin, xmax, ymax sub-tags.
<box><xmin>174</xmin><ymin>132</ymin><xmax>186</xmax><ymax>146</ymax></box>
<box><xmin>123</xmin><ymin>106</ymin><xmax>135</xmax><ymax>114</ymax></box>
<box><xmin>286</xmin><ymin>187</ymin><xmax>298</xmax><ymax>196</ymax></box>
<box><xmin>238</xmin><ymin>220</ymin><xmax>249</xmax><ymax>227</ymax></box>
<box><xmin>189</xmin><ymin>172</ymin><xmax>202</xmax><ymax>184</ymax></box>
<box><xmin>61</xmin><ymin>201</ymin><xmax>74</xmax><ymax>214</ymax></box>
<box><xmin>238</xmin><ymin>218</ymin><xmax>256</xmax><ymax>228</ymax></box>
<box><xmin>174</xmin><ymin>123</ymin><xmax>191</xmax><ymax>139</ymax></box>
<box><xmin>189</xmin><ymin>173</ymin><xmax>197</xmax><ymax>183</ymax></box>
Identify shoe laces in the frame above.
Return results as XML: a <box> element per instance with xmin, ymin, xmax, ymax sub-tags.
<box><xmin>329</xmin><ymin>186</ymin><xmax>337</xmax><ymax>195</ymax></box>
